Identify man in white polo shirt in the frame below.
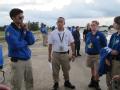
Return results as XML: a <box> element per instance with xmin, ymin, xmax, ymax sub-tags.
<box><xmin>48</xmin><ymin>17</ymin><xmax>75</xmax><ymax>90</ymax></box>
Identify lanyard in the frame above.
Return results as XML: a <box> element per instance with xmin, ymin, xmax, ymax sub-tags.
<box><xmin>58</xmin><ymin>32</ymin><xmax>65</xmax><ymax>43</ymax></box>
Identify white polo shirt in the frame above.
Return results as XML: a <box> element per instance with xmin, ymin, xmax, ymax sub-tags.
<box><xmin>48</xmin><ymin>29</ymin><xmax>74</xmax><ymax>52</ymax></box>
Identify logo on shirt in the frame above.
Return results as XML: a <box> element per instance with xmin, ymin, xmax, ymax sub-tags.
<box><xmin>88</xmin><ymin>42</ymin><xmax>93</xmax><ymax>48</ymax></box>
<box><xmin>115</xmin><ymin>39</ymin><xmax>119</xmax><ymax>44</ymax></box>
<box><xmin>96</xmin><ymin>36</ymin><xmax>100</xmax><ymax>39</ymax></box>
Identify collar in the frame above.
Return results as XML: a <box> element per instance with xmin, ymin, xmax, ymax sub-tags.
<box><xmin>91</xmin><ymin>31</ymin><xmax>98</xmax><ymax>36</ymax></box>
<box><xmin>57</xmin><ymin>29</ymin><xmax>65</xmax><ymax>33</ymax></box>
<box><xmin>11</xmin><ymin>23</ymin><xmax>21</xmax><ymax>31</ymax></box>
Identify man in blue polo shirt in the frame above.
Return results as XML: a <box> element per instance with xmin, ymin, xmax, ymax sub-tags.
<box><xmin>40</xmin><ymin>23</ymin><xmax>48</xmax><ymax>46</ymax></box>
<box><xmin>85</xmin><ymin>20</ymin><xmax>107</xmax><ymax>90</ymax></box>
<box><xmin>106</xmin><ymin>16</ymin><xmax>120</xmax><ymax>90</ymax></box>
<box><xmin>5</xmin><ymin>8</ymin><xmax>35</xmax><ymax>90</ymax></box>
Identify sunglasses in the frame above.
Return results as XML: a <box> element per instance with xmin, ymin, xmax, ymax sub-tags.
<box><xmin>19</xmin><ymin>16</ymin><xmax>24</xmax><ymax>20</ymax></box>
<box><xmin>91</xmin><ymin>24</ymin><xmax>97</xmax><ymax>26</ymax></box>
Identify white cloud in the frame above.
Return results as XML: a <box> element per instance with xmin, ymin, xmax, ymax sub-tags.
<box><xmin>116</xmin><ymin>0</ymin><xmax>120</xmax><ymax>2</ymax></box>
<box><xmin>85</xmin><ymin>0</ymin><xmax>95</xmax><ymax>4</ymax></box>
<box><xmin>0</xmin><ymin>0</ymin><xmax>72</xmax><ymax>11</ymax></box>
<box><xmin>0</xmin><ymin>0</ymin><xmax>120</xmax><ymax>26</ymax></box>
<box><xmin>0</xmin><ymin>0</ymin><xmax>24</xmax><ymax>4</ymax></box>
<box><xmin>19</xmin><ymin>0</ymin><xmax>71</xmax><ymax>11</ymax></box>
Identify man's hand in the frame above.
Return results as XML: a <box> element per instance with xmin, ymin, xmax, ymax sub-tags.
<box><xmin>83</xmin><ymin>38</ymin><xmax>85</xmax><ymax>42</ymax></box>
<box><xmin>70</xmin><ymin>42</ymin><xmax>75</xmax><ymax>62</ymax></box>
<box><xmin>48</xmin><ymin>56</ymin><xmax>52</xmax><ymax>62</ymax></box>
<box><xmin>111</xmin><ymin>50</ymin><xmax>119</xmax><ymax>55</ymax></box>
<box><xmin>112</xmin><ymin>75</ymin><xmax>120</xmax><ymax>80</ymax></box>
<box><xmin>71</xmin><ymin>54</ymin><xmax>75</xmax><ymax>62</ymax></box>
<box><xmin>21</xmin><ymin>23</ymin><xmax>29</xmax><ymax>31</ymax></box>
<box><xmin>48</xmin><ymin>44</ymin><xmax>52</xmax><ymax>62</ymax></box>
<box><xmin>105</xmin><ymin>59</ymin><xmax>111</xmax><ymax>66</ymax></box>
<box><xmin>0</xmin><ymin>84</ymin><xmax>10</xmax><ymax>90</ymax></box>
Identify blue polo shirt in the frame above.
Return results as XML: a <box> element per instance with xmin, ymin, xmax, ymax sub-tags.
<box><xmin>85</xmin><ymin>31</ymin><xmax>107</xmax><ymax>55</ymax></box>
<box><xmin>40</xmin><ymin>27</ymin><xmax>48</xmax><ymax>34</ymax></box>
<box><xmin>5</xmin><ymin>23</ymin><xmax>35</xmax><ymax>60</ymax></box>
<box><xmin>0</xmin><ymin>45</ymin><xmax>3</xmax><ymax>69</ymax></box>
<box><xmin>108</xmin><ymin>32</ymin><xmax>120</xmax><ymax>61</ymax></box>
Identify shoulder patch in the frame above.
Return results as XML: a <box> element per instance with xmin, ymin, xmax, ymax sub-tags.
<box><xmin>116</xmin><ymin>39</ymin><xmax>119</xmax><ymax>44</ymax></box>
<box><xmin>96</xmin><ymin>35</ymin><xmax>100</xmax><ymax>39</ymax></box>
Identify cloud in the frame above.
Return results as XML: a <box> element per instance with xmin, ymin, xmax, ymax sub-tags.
<box><xmin>0</xmin><ymin>0</ymin><xmax>120</xmax><ymax>26</ymax></box>
<box><xmin>0</xmin><ymin>0</ymin><xmax>72</xmax><ymax>11</ymax></box>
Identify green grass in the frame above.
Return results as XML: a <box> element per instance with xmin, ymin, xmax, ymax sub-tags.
<box><xmin>0</xmin><ymin>31</ymin><xmax>5</xmax><ymax>42</ymax></box>
<box><xmin>0</xmin><ymin>31</ymin><xmax>5</xmax><ymax>37</ymax></box>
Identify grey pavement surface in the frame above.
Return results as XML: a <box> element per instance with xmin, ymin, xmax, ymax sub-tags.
<box><xmin>1</xmin><ymin>41</ymin><xmax>107</xmax><ymax>90</ymax></box>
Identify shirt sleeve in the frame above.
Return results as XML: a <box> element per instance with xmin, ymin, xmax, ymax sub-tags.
<box><xmin>48</xmin><ymin>32</ymin><xmax>53</xmax><ymax>44</ymax></box>
<box><xmin>25</xmin><ymin>31</ymin><xmax>35</xmax><ymax>45</ymax></box>
<box><xmin>68</xmin><ymin>31</ymin><xmax>74</xmax><ymax>44</ymax></box>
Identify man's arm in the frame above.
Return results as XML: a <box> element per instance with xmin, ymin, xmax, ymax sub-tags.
<box><xmin>70</xmin><ymin>42</ymin><xmax>75</xmax><ymax>61</ymax></box>
<box><xmin>112</xmin><ymin>75</ymin><xmax>120</xmax><ymax>80</ymax></box>
<box><xmin>83</xmin><ymin>30</ymin><xmax>86</xmax><ymax>41</ymax></box>
<box><xmin>48</xmin><ymin>44</ymin><xmax>52</xmax><ymax>62</ymax></box>
<box><xmin>21</xmin><ymin>23</ymin><xmax>35</xmax><ymax>45</ymax></box>
<box><xmin>70</xmin><ymin>42</ymin><xmax>75</xmax><ymax>55</ymax></box>
<box><xmin>0</xmin><ymin>84</ymin><xmax>10</xmax><ymax>90</ymax></box>
<box><xmin>25</xmin><ymin>31</ymin><xmax>35</xmax><ymax>45</ymax></box>
<box><xmin>111</xmin><ymin>50</ymin><xmax>119</xmax><ymax>55</ymax></box>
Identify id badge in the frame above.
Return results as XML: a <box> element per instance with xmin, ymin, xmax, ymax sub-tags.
<box><xmin>88</xmin><ymin>43</ymin><xmax>93</xmax><ymax>48</ymax></box>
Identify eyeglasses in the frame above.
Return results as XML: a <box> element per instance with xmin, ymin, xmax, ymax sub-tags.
<box><xmin>91</xmin><ymin>24</ymin><xmax>97</xmax><ymax>26</ymax></box>
<box><xmin>19</xmin><ymin>16</ymin><xmax>24</xmax><ymax>20</ymax></box>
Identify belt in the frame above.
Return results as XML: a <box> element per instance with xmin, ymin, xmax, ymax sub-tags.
<box><xmin>10</xmin><ymin>57</ymin><xmax>29</xmax><ymax>62</ymax></box>
<box><xmin>54</xmin><ymin>51</ymin><xmax>68</xmax><ymax>54</ymax></box>
<box><xmin>88</xmin><ymin>53</ymin><xmax>99</xmax><ymax>55</ymax></box>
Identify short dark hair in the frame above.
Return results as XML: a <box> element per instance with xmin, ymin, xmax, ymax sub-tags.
<box><xmin>76</xmin><ymin>26</ymin><xmax>80</xmax><ymax>29</ymax></box>
<box><xmin>57</xmin><ymin>17</ymin><xmax>65</xmax><ymax>21</ymax></box>
<box><xmin>9</xmin><ymin>8</ymin><xmax>23</xmax><ymax>19</ymax></box>
<box><xmin>58</xmin><ymin>17</ymin><xmax>65</xmax><ymax>20</ymax></box>
<box><xmin>114</xmin><ymin>16</ymin><xmax>120</xmax><ymax>25</ymax></box>
<box><xmin>57</xmin><ymin>17</ymin><xmax>65</xmax><ymax>24</ymax></box>
<box><xmin>92</xmin><ymin>20</ymin><xmax>99</xmax><ymax>25</ymax></box>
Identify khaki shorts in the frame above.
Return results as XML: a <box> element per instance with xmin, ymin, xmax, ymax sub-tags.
<box><xmin>111</xmin><ymin>60</ymin><xmax>120</xmax><ymax>90</ymax></box>
<box><xmin>112</xmin><ymin>60</ymin><xmax>120</xmax><ymax>76</ymax></box>
<box><xmin>86</xmin><ymin>54</ymin><xmax>99</xmax><ymax>69</ymax></box>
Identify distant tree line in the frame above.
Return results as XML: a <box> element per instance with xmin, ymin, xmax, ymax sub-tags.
<box><xmin>0</xmin><ymin>26</ymin><xmax>7</xmax><ymax>31</ymax></box>
<box><xmin>28</xmin><ymin>21</ymin><xmax>39</xmax><ymax>31</ymax></box>
<box><xmin>0</xmin><ymin>23</ymin><xmax>114</xmax><ymax>32</ymax></box>
<box><xmin>0</xmin><ymin>21</ymin><xmax>40</xmax><ymax>32</ymax></box>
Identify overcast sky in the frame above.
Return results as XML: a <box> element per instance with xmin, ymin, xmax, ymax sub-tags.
<box><xmin>0</xmin><ymin>0</ymin><xmax>120</xmax><ymax>26</ymax></box>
